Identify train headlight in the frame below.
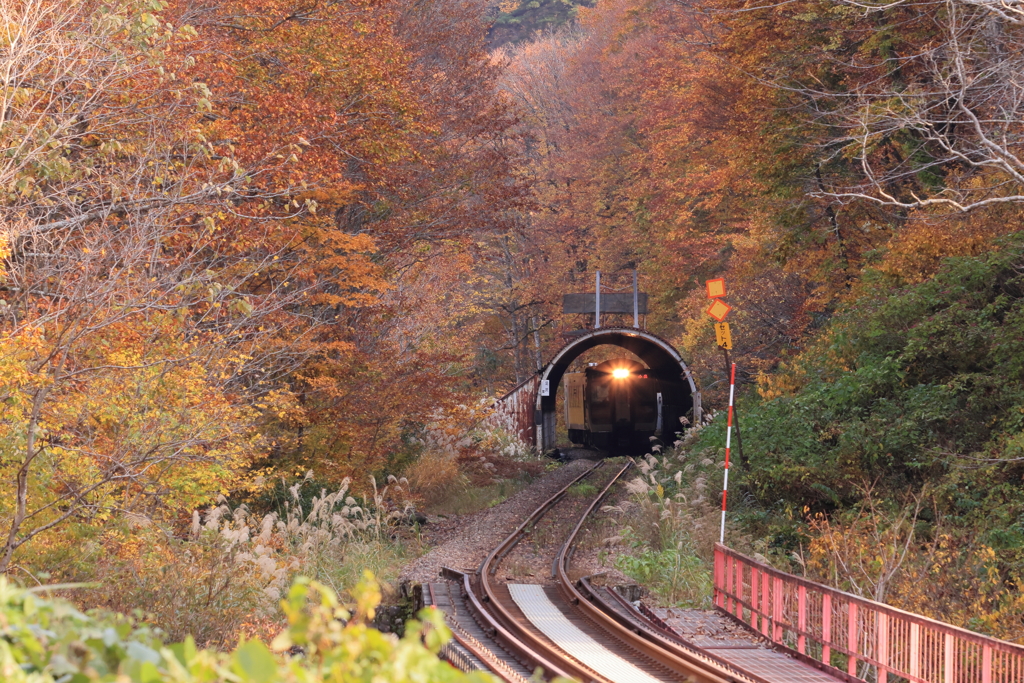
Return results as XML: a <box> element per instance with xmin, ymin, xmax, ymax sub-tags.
<box><xmin>612</xmin><ymin>368</ymin><xmax>630</xmax><ymax>379</ymax></box>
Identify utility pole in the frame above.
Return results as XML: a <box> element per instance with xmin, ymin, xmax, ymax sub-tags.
<box><xmin>721</xmin><ymin>346</ymin><xmax>745</xmax><ymax>469</ymax></box>
<box><xmin>632</xmin><ymin>270</ymin><xmax>639</xmax><ymax>329</ymax></box>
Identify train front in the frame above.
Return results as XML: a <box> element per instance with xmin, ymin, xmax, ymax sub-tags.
<box><xmin>565</xmin><ymin>358</ymin><xmax>688</xmax><ymax>454</ymax></box>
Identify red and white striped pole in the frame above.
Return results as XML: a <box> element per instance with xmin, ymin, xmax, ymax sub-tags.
<box><xmin>720</xmin><ymin>362</ymin><xmax>736</xmax><ymax>544</ymax></box>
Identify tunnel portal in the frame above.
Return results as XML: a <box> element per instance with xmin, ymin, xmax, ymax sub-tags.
<box><xmin>534</xmin><ymin>328</ymin><xmax>699</xmax><ymax>453</ymax></box>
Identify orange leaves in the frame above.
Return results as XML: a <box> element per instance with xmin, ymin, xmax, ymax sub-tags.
<box><xmin>182</xmin><ymin>0</ymin><xmax>423</xmax><ymax>202</ymax></box>
<box><xmin>0</xmin><ymin>0</ymin><xmax>536</xmax><ymax>573</ymax></box>
<box><xmin>144</xmin><ymin>0</ymin><xmax>530</xmax><ymax>483</ymax></box>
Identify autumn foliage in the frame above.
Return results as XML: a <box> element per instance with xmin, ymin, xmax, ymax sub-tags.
<box><xmin>490</xmin><ymin>0</ymin><xmax>1024</xmax><ymax>640</ymax></box>
<box><xmin>5</xmin><ymin>0</ymin><xmax>1024</xmax><ymax>651</ymax></box>
<box><xmin>0</xmin><ymin>0</ymin><xmax>525</xmax><ymax>581</ymax></box>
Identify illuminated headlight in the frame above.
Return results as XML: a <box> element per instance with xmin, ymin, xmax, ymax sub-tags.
<box><xmin>612</xmin><ymin>368</ymin><xmax>630</xmax><ymax>379</ymax></box>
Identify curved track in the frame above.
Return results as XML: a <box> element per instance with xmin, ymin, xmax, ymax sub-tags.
<box><xmin>437</xmin><ymin>459</ymin><xmax>751</xmax><ymax>683</ymax></box>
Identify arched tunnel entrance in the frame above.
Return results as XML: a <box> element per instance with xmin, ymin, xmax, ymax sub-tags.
<box><xmin>535</xmin><ymin>328</ymin><xmax>700</xmax><ymax>452</ymax></box>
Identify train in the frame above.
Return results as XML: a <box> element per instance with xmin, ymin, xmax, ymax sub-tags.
<box><xmin>563</xmin><ymin>358</ymin><xmax>688</xmax><ymax>453</ymax></box>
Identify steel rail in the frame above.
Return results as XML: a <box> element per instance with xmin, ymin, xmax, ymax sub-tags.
<box><xmin>475</xmin><ymin>460</ymin><xmax>608</xmax><ymax>682</ymax></box>
<box><xmin>579</xmin><ymin>578</ymin><xmax>770</xmax><ymax>683</ymax></box>
<box><xmin>441</xmin><ymin>567</ymin><xmax>579</xmax><ymax>682</ymax></box>
<box><xmin>428</xmin><ymin>582</ymin><xmax>531</xmax><ymax>683</ymax></box>
<box><xmin>554</xmin><ymin>460</ymin><xmax>745</xmax><ymax>683</ymax></box>
<box><xmin>484</xmin><ymin>461</ymin><xmax>605</xmax><ymax>575</ymax></box>
<box><xmin>444</xmin><ymin>621</ymin><xmax>531</xmax><ymax>683</ymax></box>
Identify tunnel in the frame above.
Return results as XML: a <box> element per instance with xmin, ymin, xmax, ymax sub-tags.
<box><xmin>534</xmin><ymin>327</ymin><xmax>700</xmax><ymax>452</ymax></box>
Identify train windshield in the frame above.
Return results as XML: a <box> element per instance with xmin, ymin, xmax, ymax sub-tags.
<box><xmin>587</xmin><ymin>381</ymin><xmax>613</xmax><ymax>428</ymax></box>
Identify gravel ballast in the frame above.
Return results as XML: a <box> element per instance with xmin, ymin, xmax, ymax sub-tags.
<box><xmin>400</xmin><ymin>459</ymin><xmax>599</xmax><ymax>583</ymax></box>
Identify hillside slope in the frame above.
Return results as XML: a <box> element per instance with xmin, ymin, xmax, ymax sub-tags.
<box><xmin>487</xmin><ymin>0</ymin><xmax>593</xmax><ymax>47</ymax></box>
<box><xmin>683</xmin><ymin>237</ymin><xmax>1024</xmax><ymax>639</ymax></box>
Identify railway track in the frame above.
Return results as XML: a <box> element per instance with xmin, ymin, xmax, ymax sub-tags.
<box><xmin>429</xmin><ymin>459</ymin><xmax>757</xmax><ymax>683</ymax></box>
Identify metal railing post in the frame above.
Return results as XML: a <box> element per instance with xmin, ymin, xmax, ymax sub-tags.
<box><xmin>944</xmin><ymin>632</ymin><xmax>954</xmax><ymax>683</ymax></box>
<box><xmin>822</xmin><ymin>593</ymin><xmax>831</xmax><ymax>666</ymax></box>
<box><xmin>772</xmin><ymin>576</ymin><xmax>783</xmax><ymax>642</ymax></box>
<box><xmin>848</xmin><ymin>602</ymin><xmax>858</xmax><ymax>677</ymax></box>
<box><xmin>735</xmin><ymin>559</ymin><xmax>744</xmax><ymax>620</ymax></box>
<box><xmin>726</xmin><ymin>554</ymin><xmax>735</xmax><ymax>613</ymax></box>
<box><xmin>761</xmin><ymin>571</ymin><xmax>771</xmax><ymax>637</ymax></box>
<box><xmin>714</xmin><ymin>546</ymin><xmax>724</xmax><ymax>608</ymax></box>
<box><xmin>633</xmin><ymin>269</ymin><xmax>639</xmax><ymax>328</ymax></box>
<box><xmin>750</xmin><ymin>566</ymin><xmax>760</xmax><ymax>630</ymax></box>
<box><xmin>798</xmin><ymin>585</ymin><xmax>807</xmax><ymax>654</ymax></box>
<box><xmin>877</xmin><ymin>611</ymin><xmax>889</xmax><ymax>682</ymax></box>
<box><xmin>910</xmin><ymin>622</ymin><xmax>920</xmax><ymax>680</ymax></box>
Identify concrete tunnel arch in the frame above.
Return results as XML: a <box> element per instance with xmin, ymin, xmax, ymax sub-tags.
<box><xmin>534</xmin><ymin>328</ymin><xmax>700</xmax><ymax>451</ymax></box>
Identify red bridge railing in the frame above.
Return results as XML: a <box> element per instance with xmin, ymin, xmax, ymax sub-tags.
<box><xmin>714</xmin><ymin>544</ymin><xmax>1024</xmax><ymax>683</ymax></box>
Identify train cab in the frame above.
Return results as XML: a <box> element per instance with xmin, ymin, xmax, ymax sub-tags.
<box><xmin>564</xmin><ymin>358</ymin><xmax>670</xmax><ymax>453</ymax></box>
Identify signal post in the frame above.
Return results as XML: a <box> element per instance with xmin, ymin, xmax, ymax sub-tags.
<box><xmin>704</xmin><ymin>278</ymin><xmax>743</xmax><ymax>466</ymax></box>
<box><xmin>706</xmin><ymin>278</ymin><xmax>744</xmax><ymax>542</ymax></box>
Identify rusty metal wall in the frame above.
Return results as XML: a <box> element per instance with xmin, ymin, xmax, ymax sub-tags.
<box><xmin>490</xmin><ymin>374</ymin><xmax>540</xmax><ymax>450</ymax></box>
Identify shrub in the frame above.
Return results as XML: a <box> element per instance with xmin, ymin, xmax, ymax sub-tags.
<box><xmin>64</xmin><ymin>476</ymin><xmax>418</xmax><ymax>648</ymax></box>
<box><xmin>0</xmin><ymin>574</ymin><xmax>496</xmax><ymax>683</ymax></box>
<box><xmin>601</xmin><ymin>451</ymin><xmax>724</xmax><ymax>608</ymax></box>
<box><xmin>678</xmin><ymin>235</ymin><xmax>1024</xmax><ymax>636</ymax></box>
<box><xmin>738</xmin><ymin>234</ymin><xmax>1024</xmax><ymax>512</ymax></box>
<box><xmin>614</xmin><ymin>541</ymin><xmax>713</xmax><ymax>608</ymax></box>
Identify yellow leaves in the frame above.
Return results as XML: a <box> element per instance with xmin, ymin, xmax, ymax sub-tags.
<box><xmin>877</xmin><ymin>208</ymin><xmax>1022</xmax><ymax>285</ymax></box>
<box><xmin>0</xmin><ymin>310</ymin><xmax>265</xmax><ymax>563</ymax></box>
<box><xmin>353</xmin><ymin>569</ymin><xmax>382</xmax><ymax>622</ymax></box>
<box><xmin>232</xmin><ymin>297</ymin><xmax>254</xmax><ymax>316</ymax></box>
<box><xmin>0</xmin><ymin>329</ymin><xmax>46</xmax><ymax>400</ymax></box>
<box><xmin>255</xmin><ymin>388</ymin><xmax>308</xmax><ymax>429</ymax></box>
<box><xmin>0</xmin><ymin>231</ymin><xmax>8</xmax><ymax>281</ymax></box>
<box><xmin>757</xmin><ymin>366</ymin><xmax>807</xmax><ymax>400</ymax></box>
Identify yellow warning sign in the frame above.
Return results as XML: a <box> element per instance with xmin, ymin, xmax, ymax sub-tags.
<box><xmin>715</xmin><ymin>322</ymin><xmax>733</xmax><ymax>349</ymax></box>
<box><xmin>706</xmin><ymin>298</ymin><xmax>732</xmax><ymax>322</ymax></box>
<box><xmin>706</xmin><ymin>278</ymin><xmax>726</xmax><ymax>299</ymax></box>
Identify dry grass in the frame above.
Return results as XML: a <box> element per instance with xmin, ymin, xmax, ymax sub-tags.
<box><xmin>408</xmin><ymin>445</ymin><xmax>545</xmax><ymax>516</ymax></box>
<box><xmin>427</xmin><ymin>477</ymin><xmax>535</xmax><ymax>516</ymax></box>
<box><xmin>406</xmin><ymin>449</ymin><xmax>469</xmax><ymax>510</ymax></box>
<box><xmin>70</xmin><ymin>475</ymin><xmax>418</xmax><ymax>648</ymax></box>
<box><xmin>85</xmin><ymin>526</ymin><xmax>279</xmax><ymax>648</ymax></box>
<box><xmin>597</xmin><ymin>449</ymin><xmax>728</xmax><ymax>608</ymax></box>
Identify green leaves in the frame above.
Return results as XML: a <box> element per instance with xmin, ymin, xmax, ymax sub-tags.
<box><xmin>0</xmin><ymin>575</ymin><xmax>494</xmax><ymax>683</ymax></box>
<box><xmin>709</xmin><ymin>235</ymin><xmax>1024</xmax><ymax>513</ymax></box>
<box><xmin>232</xmin><ymin>640</ymin><xmax>277</xmax><ymax>683</ymax></box>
